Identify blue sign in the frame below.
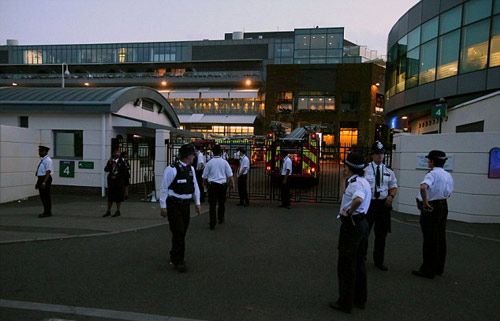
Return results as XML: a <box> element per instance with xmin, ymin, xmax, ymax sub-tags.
<box><xmin>390</xmin><ymin>117</ymin><xmax>397</xmax><ymax>129</ymax></box>
<box><xmin>489</xmin><ymin>148</ymin><xmax>500</xmax><ymax>178</ymax></box>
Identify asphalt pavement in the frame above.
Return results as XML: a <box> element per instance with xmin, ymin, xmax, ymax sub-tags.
<box><xmin>1</xmin><ymin>194</ymin><xmax>499</xmax><ymax>321</ymax></box>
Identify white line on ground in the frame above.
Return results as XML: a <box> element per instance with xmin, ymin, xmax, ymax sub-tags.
<box><xmin>0</xmin><ymin>299</ymin><xmax>207</xmax><ymax>321</ymax></box>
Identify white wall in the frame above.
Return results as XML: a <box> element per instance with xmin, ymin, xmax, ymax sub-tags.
<box><xmin>0</xmin><ymin>125</ymin><xmax>41</xmax><ymax>203</ymax></box>
<box><xmin>392</xmin><ymin>133</ymin><xmax>500</xmax><ymax>223</ymax></box>
<box><xmin>154</xmin><ymin>130</ymin><xmax>170</xmax><ymax>199</ymax></box>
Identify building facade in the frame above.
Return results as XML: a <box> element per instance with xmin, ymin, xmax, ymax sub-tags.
<box><xmin>386</xmin><ymin>0</ymin><xmax>500</xmax><ymax>133</ymax></box>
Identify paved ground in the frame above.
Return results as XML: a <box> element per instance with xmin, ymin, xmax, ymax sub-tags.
<box><xmin>1</xmin><ymin>194</ymin><xmax>499</xmax><ymax>321</ymax></box>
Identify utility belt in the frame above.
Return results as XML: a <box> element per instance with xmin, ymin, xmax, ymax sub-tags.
<box><xmin>429</xmin><ymin>199</ymin><xmax>447</xmax><ymax>205</ymax></box>
<box><xmin>416</xmin><ymin>198</ymin><xmax>447</xmax><ymax>210</ymax></box>
<box><xmin>167</xmin><ymin>197</ymin><xmax>191</xmax><ymax>204</ymax></box>
<box><xmin>352</xmin><ymin>214</ymin><xmax>366</xmax><ymax>221</ymax></box>
<box><xmin>209</xmin><ymin>182</ymin><xmax>227</xmax><ymax>186</ymax></box>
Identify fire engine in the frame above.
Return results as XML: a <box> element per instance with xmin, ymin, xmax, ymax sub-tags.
<box><xmin>265</xmin><ymin>122</ymin><xmax>320</xmax><ymax>186</ymax></box>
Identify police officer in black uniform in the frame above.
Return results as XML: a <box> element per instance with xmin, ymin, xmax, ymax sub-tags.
<box><xmin>35</xmin><ymin>145</ymin><xmax>53</xmax><ymax>218</ymax></box>
<box><xmin>159</xmin><ymin>144</ymin><xmax>201</xmax><ymax>273</ymax></box>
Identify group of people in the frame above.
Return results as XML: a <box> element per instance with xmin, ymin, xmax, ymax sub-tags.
<box><xmin>331</xmin><ymin>141</ymin><xmax>453</xmax><ymax>313</ymax></box>
<box><xmin>33</xmin><ymin>140</ymin><xmax>455</xmax><ymax>314</ymax></box>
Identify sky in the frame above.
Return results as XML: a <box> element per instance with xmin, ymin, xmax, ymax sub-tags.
<box><xmin>0</xmin><ymin>0</ymin><xmax>419</xmax><ymax>56</ymax></box>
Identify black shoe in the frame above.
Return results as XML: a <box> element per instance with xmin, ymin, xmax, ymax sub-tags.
<box><xmin>218</xmin><ymin>219</ymin><xmax>224</xmax><ymax>224</ymax></box>
<box><xmin>237</xmin><ymin>203</ymin><xmax>244</xmax><ymax>206</ymax></box>
<box><xmin>38</xmin><ymin>213</ymin><xmax>52</xmax><ymax>218</ymax></box>
<box><xmin>328</xmin><ymin>301</ymin><xmax>351</xmax><ymax>313</ymax></box>
<box><xmin>375</xmin><ymin>263</ymin><xmax>388</xmax><ymax>271</ymax></box>
<box><xmin>244</xmin><ymin>203</ymin><xmax>249</xmax><ymax>207</ymax></box>
<box><xmin>102</xmin><ymin>211</ymin><xmax>111</xmax><ymax>217</ymax></box>
<box><xmin>354</xmin><ymin>302</ymin><xmax>366</xmax><ymax>309</ymax></box>
<box><xmin>412</xmin><ymin>270</ymin><xmax>434</xmax><ymax>279</ymax></box>
<box><xmin>177</xmin><ymin>263</ymin><xmax>187</xmax><ymax>273</ymax></box>
<box><xmin>111</xmin><ymin>211</ymin><xmax>121</xmax><ymax>217</ymax></box>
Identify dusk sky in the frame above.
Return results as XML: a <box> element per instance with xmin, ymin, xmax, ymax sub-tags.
<box><xmin>0</xmin><ymin>0</ymin><xmax>419</xmax><ymax>55</ymax></box>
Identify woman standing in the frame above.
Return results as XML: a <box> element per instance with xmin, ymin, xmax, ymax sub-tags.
<box><xmin>330</xmin><ymin>152</ymin><xmax>371</xmax><ymax>314</ymax></box>
<box><xmin>103</xmin><ymin>149</ymin><xmax>128</xmax><ymax>217</ymax></box>
<box><xmin>121</xmin><ymin>151</ymin><xmax>131</xmax><ymax>199</ymax></box>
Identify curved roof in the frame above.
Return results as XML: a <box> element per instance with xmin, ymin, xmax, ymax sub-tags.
<box><xmin>0</xmin><ymin>86</ymin><xmax>180</xmax><ymax>127</ymax></box>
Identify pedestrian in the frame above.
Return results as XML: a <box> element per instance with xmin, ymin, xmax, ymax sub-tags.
<box><xmin>222</xmin><ymin>147</ymin><xmax>228</xmax><ymax>161</ymax></box>
<box><xmin>194</xmin><ymin>144</ymin><xmax>206</xmax><ymax>203</ymax></box>
<box><xmin>35</xmin><ymin>145</ymin><xmax>53</xmax><ymax>218</ymax></box>
<box><xmin>121</xmin><ymin>151</ymin><xmax>131</xmax><ymax>199</ymax></box>
<box><xmin>103</xmin><ymin>149</ymin><xmax>128</xmax><ymax>217</ymax></box>
<box><xmin>278</xmin><ymin>150</ymin><xmax>293</xmax><ymax>209</ymax></box>
<box><xmin>159</xmin><ymin>143</ymin><xmax>201</xmax><ymax>273</ymax></box>
<box><xmin>330</xmin><ymin>152</ymin><xmax>371</xmax><ymax>314</ymax></box>
<box><xmin>364</xmin><ymin>141</ymin><xmax>398</xmax><ymax>271</ymax></box>
<box><xmin>413</xmin><ymin>150</ymin><xmax>454</xmax><ymax>279</ymax></box>
<box><xmin>237</xmin><ymin>148</ymin><xmax>250</xmax><ymax>206</ymax></box>
<box><xmin>202</xmin><ymin>144</ymin><xmax>235</xmax><ymax>230</ymax></box>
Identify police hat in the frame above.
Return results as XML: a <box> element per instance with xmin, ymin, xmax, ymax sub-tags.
<box><xmin>342</xmin><ymin>152</ymin><xmax>365</xmax><ymax>169</ymax></box>
<box><xmin>178</xmin><ymin>143</ymin><xmax>196</xmax><ymax>158</ymax></box>
<box><xmin>370</xmin><ymin>141</ymin><xmax>385</xmax><ymax>154</ymax></box>
<box><xmin>38</xmin><ymin>145</ymin><xmax>50</xmax><ymax>152</ymax></box>
<box><xmin>425</xmin><ymin>150</ymin><xmax>448</xmax><ymax>160</ymax></box>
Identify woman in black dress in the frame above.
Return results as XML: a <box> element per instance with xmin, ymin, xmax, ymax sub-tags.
<box><xmin>103</xmin><ymin>149</ymin><xmax>128</xmax><ymax>217</ymax></box>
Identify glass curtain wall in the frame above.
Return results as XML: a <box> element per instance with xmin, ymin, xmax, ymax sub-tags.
<box><xmin>294</xmin><ymin>28</ymin><xmax>343</xmax><ymax>64</ymax></box>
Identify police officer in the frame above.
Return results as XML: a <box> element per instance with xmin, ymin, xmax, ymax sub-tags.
<box><xmin>413</xmin><ymin>150</ymin><xmax>454</xmax><ymax>279</ymax></box>
<box><xmin>330</xmin><ymin>152</ymin><xmax>371</xmax><ymax>313</ymax></box>
<box><xmin>35</xmin><ymin>145</ymin><xmax>53</xmax><ymax>218</ymax></box>
<box><xmin>364</xmin><ymin>141</ymin><xmax>398</xmax><ymax>271</ymax></box>
<box><xmin>159</xmin><ymin>143</ymin><xmax>201</xmax><ymax>273</ymax></box>
<box><xmin>202</xmin><ymin>144</ymin><xmax>235</xmax><ymax>230</ymax></box>
<box><xmin>279</xmin><ymin>150</ymin><xmax>293</xmax><ymax>209</ymax></box>
<box><xmin>237</xmin><ymin>148</ymin><xmax>250</xmax><ymax>206</ymax></box>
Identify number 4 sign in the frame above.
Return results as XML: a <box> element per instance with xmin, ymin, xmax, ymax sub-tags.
<box><xmin>432</xmin><ymin>103</ymin><xmax>447</xmax><ymax>119</ymax></box>
<box><xmin>59</xmin><ymin>160</ymin><xmax>75</xmax><ymax>178</ymax></box>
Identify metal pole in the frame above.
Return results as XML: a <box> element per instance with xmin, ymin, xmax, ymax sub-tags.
<box><xmin>439</xmin><ymin>118</ymin><xmax>442</xmax><ymax>134</ymax></box>
<box><xmin>61</xmin><ymin>63</ymin><xmax>65</xmax><ymax>88</ymax></box>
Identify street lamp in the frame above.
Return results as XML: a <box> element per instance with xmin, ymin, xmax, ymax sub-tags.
<box><xmin>61</xmin><ymin>63</ymin><xmax>70</xmax><ymax>88</ymax></box>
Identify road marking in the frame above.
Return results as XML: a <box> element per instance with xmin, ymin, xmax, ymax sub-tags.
<box><xmin>0</xmin><ymin>299</ymin><xmax>207</xmax><ymax>321</ymax></box>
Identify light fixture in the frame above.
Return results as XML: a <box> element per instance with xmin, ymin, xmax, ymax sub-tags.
<box><xmin>161</xmin><ymin>80</ymin><xmax>167</xmax><ymax>86</ymax></box>
<box><xmin>12</xmin><ymin>82</ymin><xmax>18</xmax><ymax>86</ymax></box>
<box><xmin>402</xmin><ymin>116</ymin><xmax>408</xmax><ymax>119</ymax></box>
<box><xmin>84</xmin><ymin>82</ymin><xmax>90</xmax><ymax>86</ymax></box>
<box><xmin>245</xmin><ymin>79</ymin><xmax>252</xmax><ymax>86</ymax></box>
<box><xmin>375</xmin><ymin>82</ymin><xmax>380</xmax><ymax>87</ymax></box>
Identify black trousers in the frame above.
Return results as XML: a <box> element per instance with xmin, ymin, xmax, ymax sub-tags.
<box><xmin>238</xmin><ymin>174</ymin><xmax>249</xmax><ymax>205</ymax></box>
<box><xmin>366</xmin><ymin>199</ymin><xmax>392</xmax><ymax>265</ymax></box>
<box><xmin>337</xmin><ymin>215</ymin><xmax>369</xmax><ymax>309</ymax></box>
<box><xmin>36</xmin><ymin>176</ymin><xmax>52</xmax><ymax>214</ymax></box>
<box><xmin>166</xmin><ymin>198</ymin><xmax>191</xmax><ymax>265</ymax></box>
<box><xmin>419</xmin><ymin>200</ymin><xmax>448</xmax><ymax>276</ymax></box>
<box><xmin>208</xmin><ymin>182</ymin><xmax>228</xmax><ymax>227</ymax></box>
<box><xmin>280</xmin><ymin>176</ymin><xmax>291</xmax><ymax>206</ymax></box>
<box><xmin>196</xmin><ymin>170</ymin><xmax>205</xmax><ymax>202</ymax></box>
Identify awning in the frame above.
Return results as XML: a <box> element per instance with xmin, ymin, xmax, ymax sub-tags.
<box><xmin>177</xmin><ymin>114</ymin><xmax>258</xmax><ymax>124</ymax></box>
<box><xmin>200</xmin><ymin>88</ymin><xmax>230</xmax><ymax>99</ymax></box>
<box><xmin>168</xmin><ymin>90</ymin><xmax>200</xmax><ymax>99</ymax></box>
<box><xmin>229</xmin><ymin>89</ymin><xmax>259</xmax><ymax>99</ymax></box>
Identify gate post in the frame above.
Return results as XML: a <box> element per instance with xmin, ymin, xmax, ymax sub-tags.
<box><xmin>154</xmin><ymin>129</ymin><xmax>170</xmax><ymax>200</ymax></box>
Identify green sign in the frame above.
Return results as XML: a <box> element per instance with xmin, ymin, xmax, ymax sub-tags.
<box><xmin>431</xmin><ymin>103</ymin><xmax>447</xmax><ymax>119</ymax></box>
<box><xmin>78</xmin><ymin>161</ymin><xmax>94</xmax><ymax>169</ymax></box>
<box><xmin>59</xmin><ymin>160</ymin><xmax>75</xmax><ymax>178</ymax></box>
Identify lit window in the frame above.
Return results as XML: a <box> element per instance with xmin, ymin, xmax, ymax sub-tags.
<box><xmin>54</xmin><ymin>130</ymin><xmax>83</xmax><ymax>159</ymax></box>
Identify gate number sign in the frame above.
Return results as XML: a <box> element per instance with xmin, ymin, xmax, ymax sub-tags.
<box><xmin>59</xmin><ymin>160</ymin><xmax>75</xmax><ymax>178</ymax></box>
<box><xmin>431</xmin><ymin>103</ymin><xmax>447</xmax><ymax>119</ymax></box>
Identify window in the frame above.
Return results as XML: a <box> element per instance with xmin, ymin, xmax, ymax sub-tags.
<box><xmin>277</xmin><ymin>103</ymin><xmax>293</xmax><ymax>113</ymax></box>
<box><xmin>296</xmin><ymin>95</ymin><xmax>334</xmax><ymax>111</ymax></box>
<box><xmin>421</xmin><ymin>17</ymin><xmax>439</xmax><ymax>43</ymax></box>
<box><xmin>408</xmin><ymin>27</ymin><xmax>421</xmax><ymax>50</ymax></box>
<box><xmin>142</xmin><ymin>99</ymin><xmax>154</xmax><ymax>111</ymax></box>
<box><xmin>490</xmin><ymin>15</ymin><xmax>500</xmax><ymax>67</ymax></box>
<box><xmin>54</xmin><ymin>130</ymin><xmax>83</xmax><ymax>159</ymax></box>
<box><xmin>495</xmin><ymin>0</ymin><xmax>500</xmax><ymax>14</ymax></box>
<box><xmin>464</xmin><ymin>0</ymin><xmax>492</xmax><ymax>25</ymax></box>
<box><xmin>324</xmin><ymin>96</ymin><xmax>335</xmax><ymax>111</ymax></box>
<box><xmin>340</xmin><ymin>126</ymin><xmax>358</xmax><ymax>147</ymax></box>
<box><xmin>456</xmin><ymin>120</ymin><xmax>484</xmax><ymax>132</ymax></box>
<box><xmin>310</xmin><ymin>34</ymin><xmax>327</xmax><ymax>49</ymax></box>
<box><xmin>440</xmin><ymin>5</ymin><xmax>462</xmax><ymax>35</ymax></box>
<box><xmin>406</xmin><ymin>47</ymin><xmax>420</xmax><ymax>88</ymax></box>
<box><xmin>327</xmin><ymin>34</ymin><xmax>343</xmax><ymax>48</ymax></box>
<box><xmin>295</xmin><ymin>35</ymin><xmax>310</xmax><ymax>49</ymax></box>
<box><xmin>341</xmin><ymin>92</ymin><xmax>360</xmax><ymax>112</ymax></box>
<box><xmin>437</xmin><ymin>29</ymin><xmax>460</xmax><ymax>79</ymax></box>
<box><xmin>19</xmin><ymin>116</ymin><xmax>29</xmax><ymax>128</ymax></box>
<box><xmin>419</xmin><ymin>39</ymin><xmax>437</xmax><ymax>84</ymax></box>
<box><xmin>460</xmin><ymin>19</ymin><xmax>490</xmax><ymax>73</ymax></box>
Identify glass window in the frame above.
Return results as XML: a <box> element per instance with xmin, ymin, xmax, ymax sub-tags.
<box><xmin>495</xmin><ymin>0</ymin><xmax>500</xmax><ymax>14</ymax></box>
<box><xmin>437</xmin><ymin>30</ymin><xmax>460</xmax><ymax>79</ymax></box>
<box><xmin>310</xmin><ymin>34</ymin><xmax>327</xmax><ymax>49</ymax></box>
<box><xmin>490</xmin><ymin>15</ymin><xmax>500</xmax><ymax>67</ymax></box>
<box><xmin>295</xmin><ymin>58</ymin><xmax>310</xmax><ymax>64</ymax></box>
<box><xmin>294</xmin><ymin>50</ymin><xmax>310</xmax><ymax>58</ymax></box>
<box><xmin>341</xmin><ymin>92</ymin><xmax>360</xmax><ymax>112</ymax></box>
<box><xmin>324</xmin><ymin>96</ymin><xmax>335</xmax><ymax>111</ymax></box>
<box><xmin>419</xmin><ymin>39</ymin><xmax>438</xmax><ymax>84</ymax></box>
<box><xmin>460</xmin><ymin>19</ymin><xmax>490</xmax><ymax>73</ymax></box>
<box><xmin>297</xmin><ymin>97</ymin><xmax>308</xmax><ymax>110</ymax></box>
<box><xmin>54</xmin><ymin>130</ymin><xmax>83</xmax><ymax>159</ymax></box>
<box><xmin>327</xmin><ymin>49</ymin><xmax>343</xmax><ymax>57</ymax></box>
<box><xmin>406</xmin><ymin>47</ymin><xmax>419</xmax><ymax>88</ymax></box>
<box><xmin>310</xmin><ymin>58</ymin><xmax>326</xmax><ymax>63</ymax></box>
<box><xmin>408</xmin><ymin>27</ymin><xmax>421</xmax><ymax>50</ymax></box>
<box><xmin>295</xmin><ymin>35</ymin><xmax>310</xmax><ymax>49</ymax></box>
<box><xmin>327</xmin><ymin>34</ymin><xmax>343</xmax><ymax>48</ymax></box>
<box><xmin>421</xmin><ymin>17</ymin><xmax>439</xmax><ymax>43</ymax></box>
<box><xmin>464</xmin><ymin>0</ymin><xmax>492</xmax><ymax>25</ymax></box>
<box><xmin>339</xmin><ymin>127</ymin><xmax>358</xmax><ymax>146</ymax></box>
<box><xmin>310</xmin><ymin>49</ymin><xmax>326</xmax><ymax>58</ymax></box>
<box><xmin>396</xmin><ymin>55</ymin><xmax>407</xmax><ymax>93</ymax></box>
<box><xmin>327</xmin><ymin>58</ymin><xmax>342</xmax><ymax>63</ymax></box>
<box><xmin>440</xmin><ymin>5</ymin><xmax>462</xmax><ymax>34</ymax></box>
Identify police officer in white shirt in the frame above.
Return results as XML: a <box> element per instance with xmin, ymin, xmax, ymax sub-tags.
<box><xmin>237</xmin><ymin>148</ymin><xmax>250</xmax><ymax>206</ymax></box>
<box><xmin>413</xmin><ymin>150</ymin><xmax>454</xmax><ymax>279</ymax></box>
<box><xmin>159</xmin><ymin>143</ymin><xmax>201</xmax><ymax>273</ymax></box>
<box><xmin>330</xmin><ymin>152</ymin><xmax>371</xmax><ymax>313</ymax></box>
<box><xmin>194</xmin><ymin>144</ymin><xmax>206</xmax><ymax>203</ymax></box>
<box><xmin>202</xmin><ymin>144</ymin><xmax>235</xmax><ymax>230</ymax></box>
<box><xmin>35</xmin><ymin>145</ymin><xmax>54</xmax><ymax>218</ymax></box>
<box><xmin>279</xmin><ymin>150</ymin><xmax>293</xmax><ymax>209</ymax></box>
<box><xmin>364</xmin><ymin>141</ymin><xmax>398</xmax><ymax>271</ymax></box>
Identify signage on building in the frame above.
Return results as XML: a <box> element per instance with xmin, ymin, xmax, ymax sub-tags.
<box><xmin>431</xmin><ymin>103</ymin><xmax>447</xmax><ymax>119</ymax></box>
<box><xmin>489</xmin><ymin>148</ymin><xmax>500</xmax><ymax>178</ymax></box>
<box><xmin>416</xmin><ymin>154</ymin><xmax>454</xmax><ymax>171</ymax></box>
<box><xmin>78</xmin><ymin>161</ymin><xmax>94</xmax><ymax>169</ymax></box>
<box><xmin>59</xmin><ymin>160</ymin><xmax>75</xmax><ymax>178</ymax></box>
